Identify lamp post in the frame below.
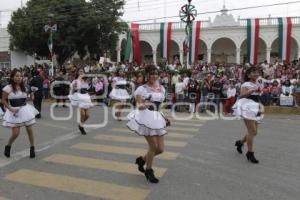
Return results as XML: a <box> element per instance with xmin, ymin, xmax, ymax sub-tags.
<box><xmin>179</xmin><ymin>0</ymin><xmax>197</xmax><ymax>67</ymax></box>
<box><xmin>44</xmin><ymin>8</ymin><xmax>57</xmax><ymax>76</ymax></box>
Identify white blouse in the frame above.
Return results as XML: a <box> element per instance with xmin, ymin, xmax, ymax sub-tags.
<box><xmin>135</xmin><ymin>84</ymin><xmax>165</xmax><ymax>102</ymax></box>
<box><xmin>2</xmin><ymin>85</ymin><xmax>27</xmax><ymax>100</ymax></box>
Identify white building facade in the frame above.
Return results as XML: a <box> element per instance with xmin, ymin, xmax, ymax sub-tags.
<box><xmin>0</xmin><ymin>28</ymin><xmax>35</xmax><ymax>69</ymax></box>
<box><xmin>117</xmin><ymin>9</ymin><xmax>300</xmax><ymax>65</ymax></box>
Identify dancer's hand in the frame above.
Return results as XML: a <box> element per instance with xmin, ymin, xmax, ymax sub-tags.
<box><xmin>9</xmin><ymin>107</ymin><xmax>19</xmax><ymax>114</ymax></box>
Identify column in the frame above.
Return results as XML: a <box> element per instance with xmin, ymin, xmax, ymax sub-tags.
<box><xmin>153</xmin><ymin>50</ymin><xmax>157</xmax><ymax>65</ymax></box>
<box><xmin>266</xmin><ymin>48</ymin><xmax>271</xmax><ymax>64</ymax></box>
<box><xmin>117</xmin><ymin>48</ymin><xmax>121</xmax><ymax>63</ymax></box>
<box><xmin>236</xmin><ymin>48</ymin><xmax>241</xmax><ymax>64</ymax></box>
<box><xmin>207</xmin><ymin>49</ymin><xmax>212</xmax><ymax>64</ymax></box>
<box><xmin>186</xmin><ymin>52</ymin><xmax>190</xmax><ymax>68</ymax></box>
<box><xmin>179</xmin><ymin>50</ymin><xmax>184</xmax><ymax>65</ymax></box>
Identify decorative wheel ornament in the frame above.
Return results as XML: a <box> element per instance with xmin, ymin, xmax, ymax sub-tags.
<box><xmin>179</xmin><ymin>0</ymin><xmax>197</xmax><ymax>58</ymax></box>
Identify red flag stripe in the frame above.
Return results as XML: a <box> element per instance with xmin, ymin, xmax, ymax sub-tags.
<box><xmin>131</xmin><ymin>23</ymin><xmax>142</xmax><ymax>65</ymax></box>
<box><xmin>286</xmin><ymin>17</ymin><xmax>292</xmax><ymax>63</ymax></box>
<box><xmin>166</xmin><ymin>22</ymin><xmax>172</xmax><ymax>63</ymax></box>
<box><xmin>253</xmin><ymin>18</ymin><xmax>260</xmax><ymax>65</ymax></box>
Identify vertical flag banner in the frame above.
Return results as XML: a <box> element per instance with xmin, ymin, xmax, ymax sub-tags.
<box><xmin>160</xmin><ymin>22</ymin><xmax>172</xmax><ymax>62</ymax></box>
<box><xmin>189</xmin><ymin>21</ymin><xmax>201</xmax><ymax>64</ymax></box>
<box><xmin>131</xmin><ymin>23</ymin><xmax>142</xmax><ymax>65</ymax></box>
<box><xmin>124</xmin><ymin>24</ymin><xmax>133</xmax><ymax>62</ymax></box>
<box><xmin>247</xmin><ymin>18</ymin><xmax>260</xmax><ymax>65</ymax></box>
<box><xmin>124</xmin><ymin>23</ymin><xmax>141</xmax><ymax>64</ymax></box>
<box><xmin>278</xmin><ymin>17</ymin><xmax>293</xmax><ymax>63</ymax></box>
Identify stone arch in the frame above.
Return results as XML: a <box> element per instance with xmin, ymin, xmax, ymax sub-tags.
<box><xmin>156</xmin><ymin>40</ymin><xmax>180</xmax><ymax>64</ymax></box>
<box><xmin>270</xmin><ymin>37</ymin><xmax>298</xmax><ymax>63</ymax></box>
<box><xmin>240</xmin><ymin>38</ymin><xmax>267</xmax><ymax>64</ymax></box>
<box><xmin>211</xmin><ymin>38</ymin><xmax>237</xmax><ymax>63</ymax></box>
<box><xmin>140</xmin><ymin>40</ymin><xmax>153</xmax><ymax>64</ymax></box>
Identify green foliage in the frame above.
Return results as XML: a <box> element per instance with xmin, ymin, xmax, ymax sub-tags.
<box><xmin>8</xmin><ymin>0</ymin><xmax>125</xmax><ymax>65</ymax></box>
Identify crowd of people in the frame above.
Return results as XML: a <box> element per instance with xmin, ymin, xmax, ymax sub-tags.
<box><xmin>1</xmin><ymin>59</ymin><xmax>300</xmax><ymax>184</ymax></box>
<box><xmin>0</xmin><ymin>58</ymin><xmax>300</xmax><ymax>116</ymax></box>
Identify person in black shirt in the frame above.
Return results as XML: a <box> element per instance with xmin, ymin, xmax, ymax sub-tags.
<box><xmin>212</xmin><ymin>75</ymin><xmax>222</xmax><ymax>113</ymax></box>
<box><xmin>30</xmin><ymin>70</ymin><xmax>44</xmax><ymax>118</ymax></box>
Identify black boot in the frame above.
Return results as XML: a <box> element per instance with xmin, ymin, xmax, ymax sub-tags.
<box><xmin>235</xmin><ymin>140</ymin><xmax>243</xmax><ymax>154</ymax></box>
<box><xmin>78</xmin><ymin>125</ymin><xmax>87</xmax><ymax>135</ymax></box>
<box><xmin>144</xmin><ymin>169</ymin><xmax>159</xmax><ymax>183</ymax></box>
<box><xmin>135</xmin><ymin>156</ymin><xmax>145</xmax><ymax>173</ymax></box>
<box><xmin>30</xmin><ymin>146</ymin><xmax>36</xmax><ymax>158</ymax></box>
<box><xmin>4</xmin><ymin>145</ymin><xmax>11</xmax><ymax>158</ymax></box>
<box><xmin>246</xmin><ymin>151</ymin><xmax>259</xmax><ymax>164</ymax></box>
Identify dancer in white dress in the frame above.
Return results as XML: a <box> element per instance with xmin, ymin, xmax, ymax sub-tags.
<box><xmin>68</xmin><ymin>69</ymin><xmax>93</xmax><ymax>135</ymax></box>
<box><xmin>127</xmin><ymin>65</ymin><xmax>170</xmax><ymax>183</ymax></box>
<box><xmin>109</xmin><ymin>69</ymin><xmax>130</xmax><ymax>120</ymax></box>
<box><xmin>2</xmin><ymin>69</ymin><xmax>39</xmax><ymax>158</ymax></box>
<box><xmin>233</xmin><ymin>67</ymin><xmax>262</xmax><ymax>164</ymax></box>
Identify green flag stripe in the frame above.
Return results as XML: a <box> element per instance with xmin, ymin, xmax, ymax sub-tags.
<box><xmin>278</xmin><ymin>18</ymin><xmax>283</xmax><ymax>59</ymax></box>
<box><xmin>247</xmin><ymin>19</ymin><xmax>252</xmax><ymax>63</ymax></box>
<box><xmin>160</xmin><ymin>23</ymin><xmax>165</xmax><ymax>58</ymax></box>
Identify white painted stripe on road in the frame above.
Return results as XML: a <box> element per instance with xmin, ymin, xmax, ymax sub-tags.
<box><xmin>43</xmin><ymin>154</ymin><xmax>167</xmax><ymax>177</ymax></box>
<box><xmin>94</xmin><ymin>135</ymin><xmax>187</xmax><ymax>147</ymax></box>
<box><xmin>110</xmin><ymin>128</ymin><xmax>193</xmax><ymax>138</ymax></box>
<box><xmin>0</xmin><ymin>130</ymin><xmax>80</xmax><ymax>168</ymax></box>
<box><xmin>171</xmin><ymin>122</ymin><xmax>203</xmax><ymax>127</ymax></box>
<box><xmin>38</xmin><ymin>121</ymin><xmax>74</xmax><ymax>131</ymax></box>
<box><xmin>5</xmin><ymin>169</ymin><xmax>150</xmax><ymax>200</ymax></box>
<box><xmin>72</xmin><ymin>143</ymin><xmax>178</xmax><ymax>160</ymax></box>
<box><xmin>168</xmin><ymin>127</ymin><xmax>198</xmax><ymax>132</ymax></box>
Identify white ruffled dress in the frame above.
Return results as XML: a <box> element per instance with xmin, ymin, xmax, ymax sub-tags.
<box><xmin>127</xmin><ymin>84</ymin><xmax>168</xmax><ymax>136</ymax></box>
<box><xmin>68</xmin><ymin>79</ymin><xmax>93</xmax><ymax>109</ymax></box>
<box><xmin>232</xmin><ymin>82</ymin><xmax>262</xmax><ymax>121</ymax></box>
<box><xmin>2</xmin><ymin>85</ymin><xmax>39</xmax><ymax>127</ymax></box>
<box><xmin>109</xmin><ymin>77</ymin><xmax>131</xmax><ymax>101</ymax></box>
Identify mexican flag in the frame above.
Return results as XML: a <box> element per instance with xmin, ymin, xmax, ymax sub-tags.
<box><xmin>247</xmin><ymin>18</ymin><xmax>260</xmax><ymax>65</ymax></box>
<box><xmin>124</xmin><ymin>23</ymin><xmax>141</xmax><ymax>64</ymax></box>
<box><xmin>160</xmin><ymin>22</ymin><xmax>172</xmax><ymax>62</ymax></box>
<box><xmin>189</xmin><ymin>21</ymin><xmax>201</xmax><ymax>64</ymax></box>
<box><xmin>278</xmin><ymin>17</ymin><xmax>293</xmax><ymax>63</ymax></box>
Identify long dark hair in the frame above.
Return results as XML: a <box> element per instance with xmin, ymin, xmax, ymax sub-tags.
<box><xmin>9</xmin><ymin>68</ymin><xmax>26</xmax><ymax>93</ymax></box>
<box><xmin>145</xmin><ymin>65</ymin><xmax>159</xmax><ymax>83</ymax></box>
<box><xmin>244</xmin><ymin>67</ymin><xmax>257</xmax><ymax>82</ymax></box>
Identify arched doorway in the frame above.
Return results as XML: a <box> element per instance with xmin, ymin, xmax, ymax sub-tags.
<box><xmin>240</xmin><ymin>38</ymin><xmax>267</xmax><ymax>64</ymax></box>
<box><xmin>199</xmin><ymin>40</ymin><xmax>207</xmax><ymax>63</ymax></box>
<box><xmin>211</xmin><ymin>38</ymin><xmax>236</xmax><ymax>63</ymax></box>
<box><xmin>156</xmin><ymin>40</ymin><xmax>180</xmax><ymax>64</ymax></box>
<box><xmin>139</xmin><ymin>41</ymin><xmax>153</xmax><ymax>64</ymax></box>
<box><xmin>271</xmin><ymin>37</ymin><xmax>298</xmax><ymax>63</ymax></box>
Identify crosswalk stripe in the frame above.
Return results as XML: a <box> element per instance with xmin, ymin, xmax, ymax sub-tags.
<box><xmin>171</xmin><ymin>122</ymin><xmax>203</xmax><ymax>127</ymax></box>
<box><xmin>94</xmin><ymin>135</ymin><xmax>187</xmax><ymax>147</ymax></box>
<box><xmin>169</xmin><ymin>118</ymin><xmax>206</xmax><ymax>122</ymax></box>
<box><xmin>71</xmin><ymin>143</ymin><xmax>178</xmax><ymax>160</ymax></box>
<box><xmin>110</xmin><ymin>128</ymin><xmax>193</xmax><ymax>138</ymax></box>
<box><xmin>5</xmin><ymin>169</ymin><xmax>150</xmax><ymax>200</ymax></box>
<box><xmin>43</xmin><ymin>154</ymin><xmax>167</xmax><ymax>177</ymax></box>
<box><xmin>168</xmin><ymin>127</ymin><xmax>198</xmax><ymax>132</ymax></box>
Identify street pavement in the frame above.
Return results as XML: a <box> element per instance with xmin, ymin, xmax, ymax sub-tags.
<box><xmin>0</xmin><ymin>103</ymin><xmax>299</xmax><ymax>200</ymax></box>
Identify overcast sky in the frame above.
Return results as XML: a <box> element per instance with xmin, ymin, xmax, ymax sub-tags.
<box><xmin>1</xmin><ymin>0</ymin><xmax>300</xmax><ymax>26</ymax></box>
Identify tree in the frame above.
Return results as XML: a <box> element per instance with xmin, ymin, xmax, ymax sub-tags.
<box><xmin>8</xmin><ymin>0</ymin><xmax>125</xmax><ymax>65</ymax></box>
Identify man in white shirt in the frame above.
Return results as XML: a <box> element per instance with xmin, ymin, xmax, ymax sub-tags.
<box><xmin>175</xmin><ymin>77</ymin><xmax>186</xmax><ymax>112</ymax></box>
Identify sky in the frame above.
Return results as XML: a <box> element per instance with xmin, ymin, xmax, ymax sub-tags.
<box><xmin>1</xmin><ymin>0</ymin><xmax>300</xmax><ymax>26</ymax></box>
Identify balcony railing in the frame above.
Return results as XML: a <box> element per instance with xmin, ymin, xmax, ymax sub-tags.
<box><xmin>138</xmin><ymin>16</ymin><xmax>300</xmax><ymax>31</ymax></box>
<box><xmin>238</xmin><ymin>16</ymin><xmax>300</xmax><ymax>26</ymax></box>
